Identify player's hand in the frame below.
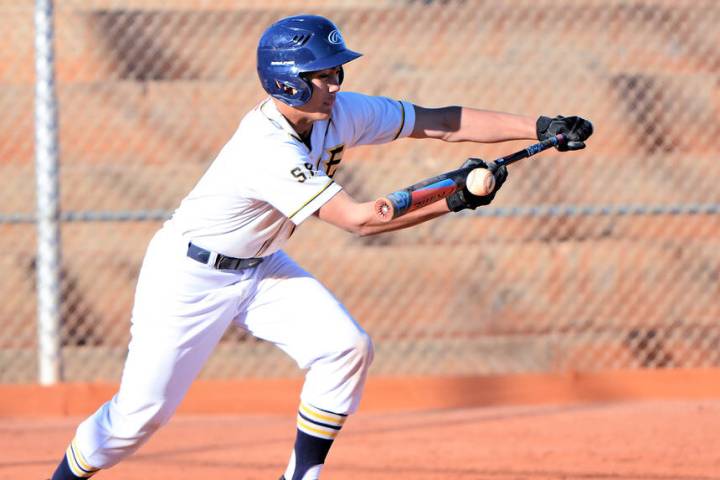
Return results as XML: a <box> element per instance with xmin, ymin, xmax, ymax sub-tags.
<box><xmin>446</xmin><ymin>158</ymin><xmax>508</xmax><ymax>212</ymax></box>
<box><xmin>536</xmin><ymin>115</ymin><xmax>594</xmax><ymax>151</ymax></box>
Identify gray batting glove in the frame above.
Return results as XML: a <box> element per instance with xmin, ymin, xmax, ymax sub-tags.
<box><xmin>536</xmin><ymin>115</ymin><xmax>594</xmax><ymax>151</ymax></box>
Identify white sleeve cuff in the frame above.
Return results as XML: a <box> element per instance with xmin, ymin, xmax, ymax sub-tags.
<box><xmin>396</xmin><ymin>100</ymin><xmax>417</xmax><ymax>139</ymax></box>
<box><xmin>288</xmin><ymin>181</ymin><xmax>343</xmax><ymax>225</ymax></box>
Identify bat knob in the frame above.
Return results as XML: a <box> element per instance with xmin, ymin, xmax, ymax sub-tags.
<box><xmin>374</xmin><ymin>198</ymin><xmax>395</xmax><ymax>222</ymax></box>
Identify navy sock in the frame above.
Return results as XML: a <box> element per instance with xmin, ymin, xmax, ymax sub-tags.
<box><xmin>291</xmin><ymin>430</ymin><xmax>334</xmax><ymax>479</ymax></box>
<box><xmin>51</xmin><ymin>441</ymin><xmax>99</xmax><ymax>479</ymax></box>
<box><xmin>284</xmin><ymin>402</ymin><xmax>347</xmax><ymax>479</ymax></box>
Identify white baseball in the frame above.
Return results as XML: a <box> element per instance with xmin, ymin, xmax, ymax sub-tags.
<box><xmin>466</xmin><ymin>168</ymin><xmax>496</xmax><ymax>196</ymax></box>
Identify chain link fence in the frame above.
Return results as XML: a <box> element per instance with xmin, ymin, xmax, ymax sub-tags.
<box><xmin>1</xmin><ymin>0</ymin><xmax>719</xmax><ymax>383</ymax></box>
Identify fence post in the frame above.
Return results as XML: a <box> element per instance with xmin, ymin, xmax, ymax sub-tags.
<box><xmin>34</xmin><ymin>0</ymin><xmax>62</xmax><ymax>384</ymax></box>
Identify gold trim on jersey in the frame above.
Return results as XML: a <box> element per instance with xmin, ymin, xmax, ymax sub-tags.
<box><xmin>288</xmin><ymin>179</ymin><xmax>336</xmax><ymax>220</ymax></box>
<box><xmin>392</xmin><ymin>101</ymin><xmax>406</xmax><ymax>140</ymax></box>
<box><xmin>315</xmin><ymin>118</ymin><xmax>335</xmax><ymax>169</ymax></box>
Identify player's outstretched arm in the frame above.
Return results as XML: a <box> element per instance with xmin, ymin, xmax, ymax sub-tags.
<box><xmin>410</xmin><ymin>106</ymin><xmax>594</xmax><ymax>149</ymax></box>
<box><xmin>316</xmin><ymin>189</ymin><xmax>450</xmax><ymax>236</ymax></box>
<box><xmin>410</xmin><ymin>105</ymin><xmax>537</xmax><ymax>143</ymax></box>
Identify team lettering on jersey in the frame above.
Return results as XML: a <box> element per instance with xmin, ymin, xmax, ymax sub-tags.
<box><xmin>291</xmin><ymin>144</ymin><xmax>345</xmax><ymax>182</ymax></box>
<box><xmin>291</xmin><ymin>162</ymin><xmax>316</xmax><ymax>182</ymax></box>
<box><xmin>324</xmin><ymin>145</ymin><xmax>344</xmax><ymax>178</ymax></box>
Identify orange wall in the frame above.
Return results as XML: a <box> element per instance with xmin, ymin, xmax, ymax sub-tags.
<box><xmin>3</xmin><ymin>369</ymin><xmax>720</xmax><ymax>417</ymax></box>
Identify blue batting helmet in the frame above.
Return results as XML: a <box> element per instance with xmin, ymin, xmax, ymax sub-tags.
<box><xmin>257</xmin><ymin>15</ymin><xmax>362</xmax><ymax>106</ymax></box>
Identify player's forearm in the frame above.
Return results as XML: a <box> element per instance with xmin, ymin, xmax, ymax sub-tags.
<box><xmin>444</xmin><ymin>107</ymin><xmax>536</xmax><ymax>143</ymax></box>
<box><xmin>412</xmin><ymin>105</ymin><xmax>536</xmax><ymax>143</ymax></box>
<box><xmin>355</xmin><ymin>199</ymin><xmax>449</xmax><ymax>236</ymax></box>
<box><xmin>316</xmin><ymin>189</ymin><xmax>450</xmax><ymax>236</ymax></box>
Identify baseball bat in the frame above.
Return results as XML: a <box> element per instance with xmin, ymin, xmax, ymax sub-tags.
<box><xmin>373</xmin><ymin>133</ymin><xmax>566</xmax><ymax>222</ymax></box>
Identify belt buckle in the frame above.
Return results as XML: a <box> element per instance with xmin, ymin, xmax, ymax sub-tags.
<box><xmin>208</xmin><ymin>251</ymin><xmax>220</xmax><ymax>268</ymax></box>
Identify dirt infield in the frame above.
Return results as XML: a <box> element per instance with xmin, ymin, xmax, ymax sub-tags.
<box><xmin>3</xmin><ymin>371</ymin><xmax>720</xmax><ymax>479</ymax></box>
<box><xmin>2</xmin><ymin>400</ymin><xmax>720</xmax><ymax>480</ymax></box>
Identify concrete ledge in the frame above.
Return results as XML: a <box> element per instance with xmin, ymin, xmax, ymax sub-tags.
<box><xmin>2</xmin><ymin>368</ymin><xmax>720</xmax><ymax>417</ymax></box>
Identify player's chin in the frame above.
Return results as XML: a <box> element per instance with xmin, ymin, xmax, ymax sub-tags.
<box><xmin>314</xmin><ymin>108</ymin><xmax>332</xmax><ymax>120</ymax></box>
<box><xmin>320</xmin><ymin>98</ymin><xmax>335</xmax><ymax>115</ymax></box>
<box><xmin>302</xmin><ymin>103</ymin><xmax>332</xmax><ymax>122</ymax></box>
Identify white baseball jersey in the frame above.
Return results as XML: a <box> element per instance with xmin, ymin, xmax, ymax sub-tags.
<box><xmin>166</xmin><ymin>92</ymin><xmax>416</xmax><ymax>258</ymax></box>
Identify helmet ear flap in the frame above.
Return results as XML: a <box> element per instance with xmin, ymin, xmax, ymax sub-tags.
<box><xmin>273</xmin><ymin>76</ymin><xmax>313</xmax><ymax>106</ymax></box>
<box><xmin>275</xmin><ymin>80</ymin><xmax>297</xmax><ymax>96</ymax></box>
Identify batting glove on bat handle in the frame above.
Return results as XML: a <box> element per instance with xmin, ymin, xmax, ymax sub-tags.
<box><xmin>536</xmin><ymin>115</ymin><xmax>594</xmax><ymax>151</ymax></box>
<box><xmin>446</xmin><ymin>158</ymin><xmax>508</xmax><ymax>212</ymax></box>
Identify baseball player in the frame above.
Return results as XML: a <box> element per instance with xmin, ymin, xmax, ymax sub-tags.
<box><xmin>49</xmin><ymin>14</ymin><xmax>592</xmax><ymax>480</ymax></box>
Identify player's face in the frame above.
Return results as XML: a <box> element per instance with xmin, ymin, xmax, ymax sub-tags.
<box><xmin>298</xmin><ymin>67</ymin><xmax>342</xmax><ymax>120</ymax></box>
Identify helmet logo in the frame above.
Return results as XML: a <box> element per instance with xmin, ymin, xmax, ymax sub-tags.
<box><xmin>328</xmin><ymin>29</ymin><xmax>343</xmax><ymax>45</ymax></box>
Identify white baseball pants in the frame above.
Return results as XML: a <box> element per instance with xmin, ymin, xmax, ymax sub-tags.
<box><xmin>73</xmin><ymin>227</ymin><xmax>374</xmax><ymax>469</ymax></box>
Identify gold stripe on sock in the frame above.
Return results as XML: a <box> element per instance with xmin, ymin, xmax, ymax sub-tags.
<box><xmin>299</xmin><ymin>402</ymin><xmax>346</xmax><ymax>427</ymax></box>
<box><xmin>297</xmin><ymin>415</ymin><xmax>339</xmax><ymax>440</ymax></box>
<box><xmin>66</xmin><ymin>439</ymin><xmax>98</xmax><ymax>478</ymax></box>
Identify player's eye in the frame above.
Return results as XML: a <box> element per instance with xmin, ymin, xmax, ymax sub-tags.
<box><xmin>311</xmin><ymin>68</ymin><xmax>340</xmax><ymax>81</ymax></box>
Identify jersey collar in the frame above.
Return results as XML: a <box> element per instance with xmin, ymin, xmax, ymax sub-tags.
<box><xmin>259</xmin><ymin>97</ymin><xmax>330</xmax><ymax>152</ymax></box>
<box><xmin>259</xmin><ymin>98</ymin><xmax>305</xmax><ymax>144</ymax></box>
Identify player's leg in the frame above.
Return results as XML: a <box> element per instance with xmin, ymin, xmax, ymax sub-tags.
<box><xmin>50</xmin><ymin>229</ymin><xmax>253</xmax><ymax>479</ymax></box>
<box><xmin>236</xmin><ymin>251</ymin><xmax>374</xmax><ymax>480</ymax></box>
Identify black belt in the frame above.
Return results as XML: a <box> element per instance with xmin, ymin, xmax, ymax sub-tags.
<box><xmin>187</xmin><ymin>242</ymin><xmax>263</xmax><ymax>271</ymax></box>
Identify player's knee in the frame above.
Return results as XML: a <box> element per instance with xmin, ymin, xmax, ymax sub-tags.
<box><xmin>362</xmin><ymin>331</ymin><xmax>375</xmax><ymax>366</ymax></box>
<box><xmin>140</xmin><ymin>410</ymin><xmax>173</xmax><ymax>435</ymax></box>
<box><xmin>347</xmin><ymin>330</ymin><xmax>374</xmax><ymax>369</ymax></box>
<box><xmin>109</xmin><ymin>398</ymin><xmax>174</xmax><ymax>440</ymax></box>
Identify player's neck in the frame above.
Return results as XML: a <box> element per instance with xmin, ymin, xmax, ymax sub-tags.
<box><xmin>274</xmin><ymin>99</ymin><xmax>315</xmax><ymax>140</ymax></box>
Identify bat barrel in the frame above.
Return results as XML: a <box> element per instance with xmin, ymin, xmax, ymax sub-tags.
<box><xmin>374</xmin><ymin>175</ymin><xmax>465</xmax><ymax>222</ymax></box>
